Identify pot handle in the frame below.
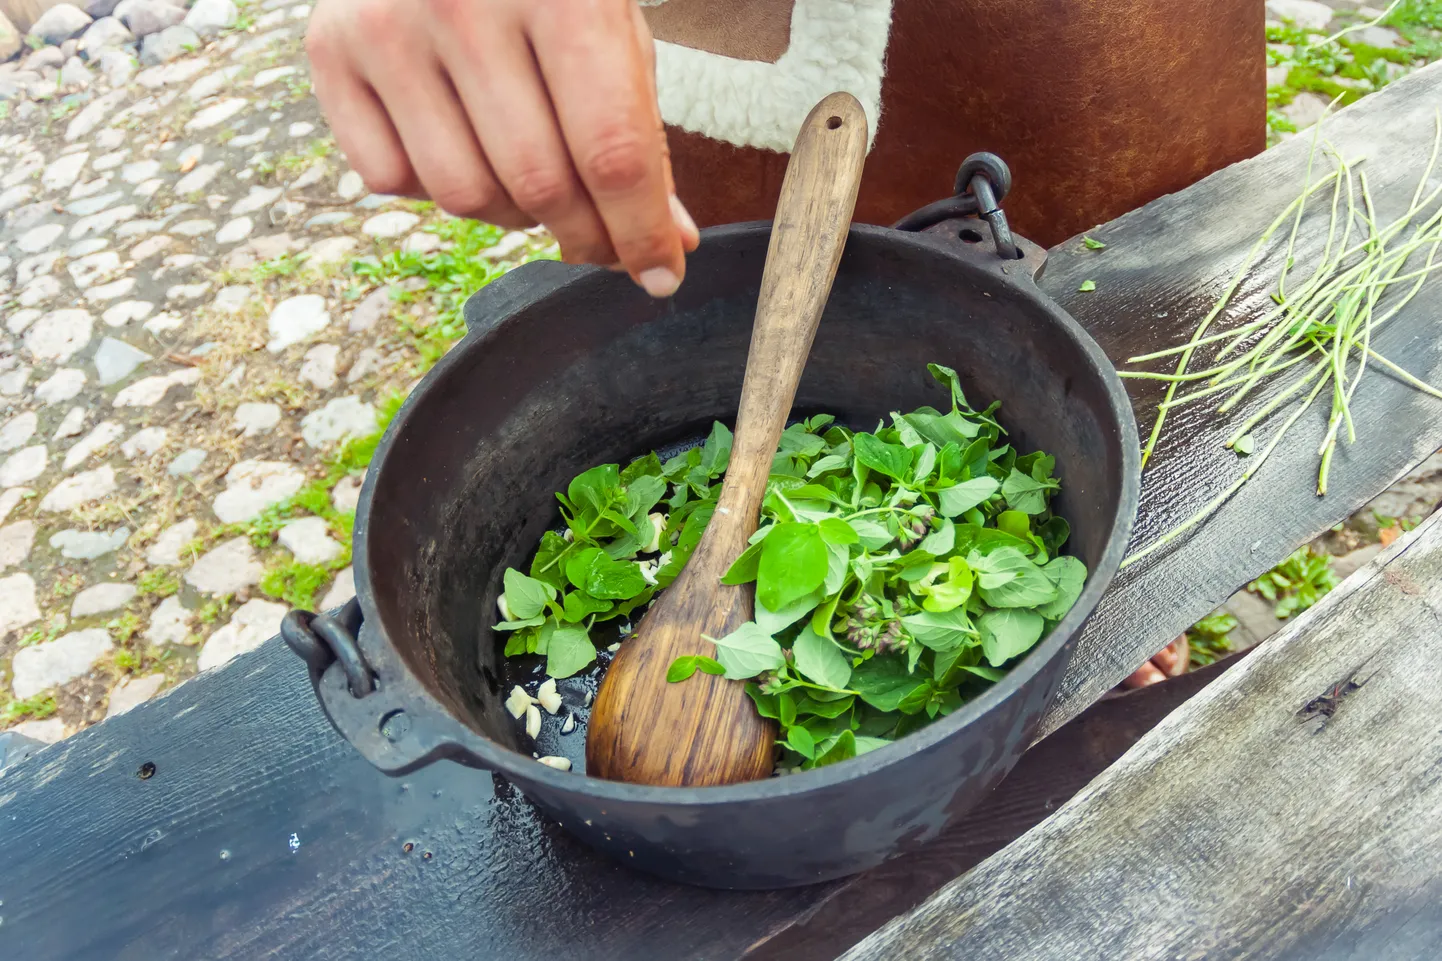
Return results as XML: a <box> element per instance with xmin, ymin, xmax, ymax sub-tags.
<box><xmin>891</xmin><ymin>152</ymin><xmax>1048</xmax><ymax>282</ymax></box>
<box><xmin>281</xmin><ymin>600</ymin><xmax>472</xmax><ymax>776</ymax></box>
<box><xmin>463</xmin><ymin>257</ymin><xmax>593</xmax><ymax>335</ymax></box>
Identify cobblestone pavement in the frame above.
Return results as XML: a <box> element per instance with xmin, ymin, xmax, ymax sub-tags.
<box><xmin>0</xmin><ymin>1</ymin><xmax>1439</xmax><ymax>744</ymax></box>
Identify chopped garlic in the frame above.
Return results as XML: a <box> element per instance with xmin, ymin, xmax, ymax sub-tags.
<box><xmin>562</xmin><ymin>528</ymin><xmax>574</xmax><ymax>542</ymax></box>
<box><xmin>537</xmin><ymin>755</ymin><xmax>572</xmax><ymax>771</ymax></box>
<box><xmin>643</xmin><ymin>512</ymin><xmax>665</xmax><ymax>553</ymax></box>
<box><xmin>525</xmin><ymin>704</ymin><xmax>541</xmax><ymax>739</ymax></box>
<box><xmin>637</xmin><ymin>559</ymin><xmax>659</xmax><ymax>586</ymax></box>
<box><xmin>497</xmin><ymin>593</ymin><xmax>513</xmax><ymax>622</ymax></box>
<box><xmin>560</xmin><ymin>713</ymin><xmax>576</xmax><ymax>735</ymax></box>
<box><xmin>657</xmin><ymin>551</ymin><xmax>672</xmax><ymax>569</ymax></box>
<box><xmin>504</xmin><ymin>685</ymin><xmax>534</xmax><ymax>719</ymax></box>
<box><xmin>583</xmin><ymin>689</ymin><xmax>594</xmax><ymax>707</ymax></box>
<box><xmin>606</xmin><ymin>642</ymin><xmax>621</xmax><ymax>653</ymax></box>
<box><xmin>537</xmin><ymin>678</ymin><xmax>562</xmax><ymax>715</ymax></box>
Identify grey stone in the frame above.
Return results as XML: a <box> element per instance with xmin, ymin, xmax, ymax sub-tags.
<box><xmin>53</xmin><ymin>407</ymin><xmax>86</xmax><ymax>439</ymax></box>
<box><xmin>101</xmin><ymin>300</ymin><xmax>154</xmax><ymax>327</ymax></box>
<box><xmin>211</xmin><ymin>459</ymin><xmax>304</xmax><ymax>522</ymax></box>
<box><xmin>231</xmin><ymin>184</ymin><xmax>281</xmax><ymax>215</ymax></box>
<box><xmin>213</xmin><ymin>285</ymin><xmax>251</xmax><ymax>313</ymax></box>
<box><xmin>93</xmin><ymin>336</ymin><xmax>152</xmax><ymax>385</ymax></box>
<box><xmin>63</xmin><ymin>420</ymin><xmax>122</xmax><ymax>469</ymax></box>
<box><xmin>356</xmin><ymin>193</ymin><xmax>398</xmax><ymax>209</ymax></box>
<box><xmin>69</xmin><ymin>202</ymin><xmax>139</xmax><ymax>238</ymax></box>
<box><xmin>27</xmin><ymin>5</ymin><xmax>94</xmax><ymax>47</ymax></box>
<box><xmin>67</xmin><ymin>237</ymin><xmax>110</xmax><ymax>257</ymax></box>
<box><xmin>301</xmin><ymin>396</ymin><xmax>377</xmax><ymax>449</ymax></box>
<box><xmin>85</xmin><ymin>277</ymin><xmax>136</xmax><ymax>303</ymax></box>
<box><xmin>287</xmin><ymin>120</ymin><xmax>314</xmax><ymax>138</ymax></box>
<box><xmin>65</xmin><ymin>88</ymin><xmax>126</xmax><ymax>141</ymax></box>
<box><xmin>198</xmin><ymin>598</ymin><xmax>286</xmax><ymax>670</ymax></box>
<box><xmin>59</xmin><ymin>55</ymin><xmax>93</xmax><ymax>86</ymax></box>
<box><xmin>17</xmin><ymin>223</ymin><xmax>65</xmax><ymax>254</ymax></box>
<box><xmin>86</xmin><ymin>0</ymin><xmax>125</xmax><ymax>19</ymax></box>
<box><xmin>25</xmin><ymin>46</ymin><xmax>66</xmax><ymax>71</ymax></box>
<box><xmin>49</xmin><ymin>526</ymin><xmax>130</xmax><ymax>559</ymax></box>
<box><xmin>1353</xmin><ymin>24</ymin><xmax>1401</xmax><ymax>49</ymax></box>
<box><xmin>36</xmin><ymin>368</ymin><xmax>87</xmax><ymax>405</ymax></box>
<box><xmin>185</xmin><ymin>535</ymin><xmax>263</xmax><ymax>594</ymax></box>
<box><xmin>11</xmin><ymin>627</ymin><xmax>112</xmax><ymax>699</ymax></box>
<box><xmin>362</xmin><ymin>211</ymin><xmax>420</xmax><ymax>238</ymax></box>
<box><xmin>403</xmin><ymin>231</ymin><xmax>442</xmax><ymax>255</ymax></box>
<box><xmin>215</xmin><ymin>216</ymin><xmax>252</xmax><ymax>244</ymax></box>
<box><xmin>185</xmin><ymin>95</ymin><xmax>245</xmax><ymax>129</ymax></box>
<box><xmin>70</xmin><ymin>176</ymin><xmax>117</xmax><ymax>202</ymax></box>
<box><xmin>336</xmin><ymin>170</ymin><xmax>365</xmax><ymax>200</ymax></box>
<box><xmin>0</xmin><ymin>445</ymin><xmax>47</xmax><ymax>486</ymax></box>
<box><xmin>39</xmin><ymin>464</ymin><xmax>116</xmax><ymax>511</ymax></box>
<box><xmin>144</xmin><ymin>595</ymin><xmax>192</xmax><ymax>643</ymax></box>
<box><xmin>94</xmin><ymin>128</ymin><xmax>126</xmax><ymax>151</ymax></box>
<box><xmin>0</xmin><ymin>185</ymin><xmax>35</xmax><ymax>215</ymax></box>
<box><xmin>113</xmin><ymin>367</ymin><xmax>200</xmax><ymax>407</ymax></box>
<box><xmin>0</xmin><ymin>488</ymin><xmax>33</xmax><ymax>525</ymax></box>
<box><xmin>0</xmin><ymin>411</ymin><xmax>38</xmax><ymax>452</ymax></box>
<box><xmin>16</xmin><ymin>275</ymin><xmax>60</xmax><ymax>309</ymax></box>
<box><xmin>305</xmin><ymin>235</ymin><xmax>356</xmax><ymax>265</ymax></box>
<box><xmin>1265</xmin><ymin>0</ymin><xmax>1332</xmax><ymax>29</ymax></box>
<box><xmin>0</xmin><ymin>572</ymin><xmax>41</xmax><ymax>637</ymax></box>
<box><xmin>67</xmin><ymin>248</ymin><xmax>122</xmax><ymax>286</ymax></box>
<box><xmin>120</xmin><ymin>159</ymin><xmax>160</xmax><ymax>184</ymax></box>
<box><xmin>348</xmin><ymin>285</ymin><xmax>394</xmax><ymax>332</ymax></box>
<box><xmin>166</xmin><ymin>281</ymin><xmax>210</xmax><ymax>301</ymax></box>
<box><xmin>96</xmin><ymin>49</ymin><xmax>136</xmax><ymax>87</ymax></box>
<box><xmin>481</xmin><ymin>230</ymin><xmax>530</xmax><ymax>260</ymax></box>
<box><xmin>120</xmin><ymin>425</ymin><xmax>166</xmax><ymax>458</ymax></box>
<box><xmin>319</xmin><ymin>565</ymin><xmax>354</xmax><ymax>610</ymax></box>
<box><xmin>11</xmin><ymin>717</ymin><xmax>67</xmax><ymax>744</ymax></box>
<box><xmin>25</xmin><ymin>309</ymin><xmax>93</xmax><ymax>363</ymax></box>
<box><xmin>0</xmin><ymin>520</ymin><xmax>36</xmax><ymax>570</ymax></box>
<box><xmin>146</xmin><ymin>517</ymin><xmax>197</xmax><ymax>565</ymax></box>
<box><xmin>233</xmin><ymin>401</ymin><xmax>280</xmax><ymax>437</ymax></box>
<box><xmin>175</xmin><ymin>159</ymin><xmax>222</xmax><ymax>193</ymax></box>
<box><xmin>228</xmin><ymin>126</ymin><xmax>268</xmax><ymax>148</ymax></box>
<box><xmin>116</xmin><ymin>0</ymin><xmax>186</xmax><ymax>37</ymax></box>
<box><xmin>129</xmin><ymin>235</ymin><xmax>172</xmax><ymax>260</ymax></box>
<box><xmin>6</xmin><ymin>308</ymin><xmax>42</xmax><ymax>335</ymax></box>
<box><xmin>141</xmin><ymin>311</ymin><xmax>183</xmax><ymax>336</ymax></box>
<box><xmin>167</xmin><ymin>447</ymin><xmax>206</xmax><ymax>475</ymax></box>
<box><xmin>331</xmin><ymin>474</ymin><xmax>361</xmax><ymax>513</ymax></box>
<box><xmin>0</xmin><ymin>367</ymin><xmax>34</xmax><ymax>396</ymax></box>
<box><xmin>251</xmin><ymin>65</ymin><xmax>295</xmax><ymax>87</ymax></box>
<box><xmin>104</xmin><ymin>672</ymin><xmax>165</xmax><ymax>717</ymax></box>
<box><xmin>305</xmin><ymin>211</ymin><xmax>353</xmax><ymax>229</ymax></box>
<box><xmin>79</xmin><ymin>15</ymin><xmax>133</xmax><ymax>52</ymax></box>
<box><xmin>72</xmin><ymin>581</ymin><xmax>137</xmax><ymax>617</ymax></box>
<box><xmin>267</xmin><ymin>294</ymin><xmax>329</xmax><ymax>352</ymax></box>
<box><xmin>299</xmin><ymin>343</ymin><xmax>338</xmax><ymax>389</ymax></box>
<box><xmin>183</xmin><ymin>0</ymin><xmax>236</xmax><ymax>38</ymax></box>
<box><xmin>278</xmin><ymin>516</ymin><xmax>341</xmax><ymax>564</ymax></box>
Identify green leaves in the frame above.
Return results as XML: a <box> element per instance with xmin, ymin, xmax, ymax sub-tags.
<box><xmin>1082</xmin><ymin>236</ymin><xmax>1107</xmax><ymax>250</ymax></box>
<box><xmin>901</xmin><ymin>608</ymin><xmax>976</xmax><ymax>652</ymax></box>
<box><xmin>706</xmin><ymin>622</ymin><xmax>786</xmax><ymax>679</ymax></box>
<box><xmin>756</xmin><ymin>522</ymin><xmax>828</xmax><ymax>611</ymax></box>
<box><xmin>969</xmin><ymin>548</ymin><xmax>1059</xmax><ymax>608</ymax></box>
<box><xmin>792</xmin><ymin>625</ymin><xmax>852</xmax><ymax>690</ymax></box>
<box><xmin>503</xmin><ymin>568</ymin><xmax>554</xmax><ymax>620</ymax></box>
<box><xmin>565</xmin><ymin>548</ymin><xmax>648</xmax><ymax>600</ymax></box>
<box><xmin>851</xmin><ymin>658</ymin><xmax>929</xmax><ymax>712</ymax></box>
<box><xmin>1078</xmin><ymin>279</ymin><xmax>1097</xmax><ymax>292</ymax></box>
<box><xmin>852</xmin><ymin>432</ymin><xmax>913</xmax><ymax>481</ymax></box>
<box><xmin>928</xmin><ymin>362</ymin><xmax>968</xmax><ymax>410</ymax></box>
<box><xmin>979</xmin><ymin>609</ymin><xmax>1045</xmax><ymax>666</ymax></box>
<box><xmin>1037</xmin><ymin>556</ymin><xmax>1087</xmax><ymax>619</ymax></box>
<box><xmin>936</xmin><ymin>477</ymin><xmax>1000</xmax><ymax>517</ymax></box>
<box><xmin>546</xmin><ymin>626</ymin><xmax>597</xmax><ymax>678</ymax></box>
<box><xmin>666</xmin><ymin>655</ymin><xmax>726</xmax><ymax>683</ymax></box>
<box><xmin>1001</xmin><ymin>468</ymin><xmax>1057</xmax><ymax>515</ymax></box>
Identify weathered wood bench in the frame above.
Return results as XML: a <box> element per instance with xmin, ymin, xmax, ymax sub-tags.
<box><xmin>2</xmin><ymin>61</ymin><xmax>1440</xmax><ymax>961</ymax></box>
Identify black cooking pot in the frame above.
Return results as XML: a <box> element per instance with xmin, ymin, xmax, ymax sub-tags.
<box><xmin>283</xmin><ymin>161</ymin><xmax>1139</xmax><ymax>890</ymax></box>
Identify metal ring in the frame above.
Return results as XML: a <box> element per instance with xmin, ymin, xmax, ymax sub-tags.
<box><xmin>281</xmin><ymin>603</ymin><xmax>376</xmax><ymax>698</ymax></box>
<box><xmin>954</xmin><ymin>152</ymin><xmax>1012</xmax><ymax>202</ymax></box>
<box><xmin>311</xmin><ymin>612</ymin><xmax>377</xmax><ymax>697</ymax></box>
<box><xmin>281</xmin><ymin>610</ymin><xmax>332</xmax><ymax>676</ymax></box>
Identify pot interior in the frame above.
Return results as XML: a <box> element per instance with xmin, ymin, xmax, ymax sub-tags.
<box><xmin>359</xmin><ymin>227</ymin><xmax>1131</xmax><ymax>768</ymax></box>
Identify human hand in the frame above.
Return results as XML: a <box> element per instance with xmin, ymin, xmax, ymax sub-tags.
<box><xmin>307</xmin><ymin>0</ymin><xmax>700</xmax><ymax>297</ymax></box>
<box><xmin>1120</xmin><ymin>634</ymin><xmax>1189</xmax><ymax>689</ymax></box>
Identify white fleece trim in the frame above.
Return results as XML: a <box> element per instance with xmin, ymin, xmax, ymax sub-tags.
<box><xmin>654</xmin><ymin>0</ymin><xmax>894</xmax><ymax>153</ymax></box>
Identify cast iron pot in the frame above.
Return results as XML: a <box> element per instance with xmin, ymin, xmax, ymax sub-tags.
<box><xmin>283</xmin><ymin>167</ymin><xmax>1140</xmax><ymax>890</ymax></box>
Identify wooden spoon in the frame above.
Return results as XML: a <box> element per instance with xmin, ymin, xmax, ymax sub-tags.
<box><xmin>586</xmin><ymin>93</ymin><xmax>869</xmax><ymax>787</ymax></box>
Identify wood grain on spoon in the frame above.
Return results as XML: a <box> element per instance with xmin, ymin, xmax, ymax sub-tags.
<box><xmin>586</xmin><ymin>93</ymin><xmax>870</xmax><ymax>787</ymax></box>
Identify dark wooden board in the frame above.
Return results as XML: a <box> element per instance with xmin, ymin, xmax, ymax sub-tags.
<box><xmin>844</xmin><ymin>508</ymin><xmax>1442</xmax><ymax>961</ymax></box>
<box><xmin>3</xmin><ymin>63</ymin><xmax>1442</xmax><ymax>961</ymax></box>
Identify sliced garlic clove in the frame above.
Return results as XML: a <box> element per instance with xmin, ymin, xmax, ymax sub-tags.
<box><xmin>505</xmin><ymin>685</ymin><xmax>534</xmax><ymax>719</ymax></box>
<box><xmin>606</xmin><ymin>642</ymin><xmax>621</xmax><ymax>653</ymax></box>
<box><xmin>537</xmin><ymin>755</ymin><xmax>572</xmax><ymax>771</ymax></box>
<box><xmin>583</xmin><ymin>689</ymin><xmax>594</xmax><ymax>707</ymax></box>
<box><xmin>560</xmin><ymin>713</ymin><xmax>576</xmax><ymax>735</ymax></box>
<box><xmin>525</xmin><ymin>704</ymin><xmax>541</xmax><ymax>740</ymax></box>
<box><xmin>497</xmin><ymin>593</ymin><xmax>513</xmax><ymax>622</ymax></box>
<box><xmin>643</xmin><ymin>512</ymin><xmax>665</xmax><ymax>553</ymax></box>
<box><xmin>537</xmin><ymin>677</ymin><xmax>562</xmax><ymax>715</ymax></box>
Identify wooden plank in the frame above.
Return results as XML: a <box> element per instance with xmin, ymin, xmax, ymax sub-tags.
<box><xmin>844</xmin><ymin>508</ymin><xmax>1442</xmax><ymax>961</ymax></box>
<box><xmin>3</xmin><ymin>65</ymin><xmax>1442</xmax><ymax>961</ymax></box>
<box><xmin>1035</xmin><ymin>61</ymin><xmax>1442</xmax><ymax>738</ymax></box>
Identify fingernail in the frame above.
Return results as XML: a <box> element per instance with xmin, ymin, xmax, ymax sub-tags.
<box><xmin>638</xmin><ymin>266</ymin><xmax>680</xmax><ymax>298</ymax></box>
<box><xmin>670</xmin><ymin>194</ymin><xmax>698</xmax><ymax>237</ymax></box>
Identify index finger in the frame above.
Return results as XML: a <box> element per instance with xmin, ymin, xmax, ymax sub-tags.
<box><xmin>526</xmin><ymin>0</ymin><xmax>685</xmax><ymax>297</ymax></box>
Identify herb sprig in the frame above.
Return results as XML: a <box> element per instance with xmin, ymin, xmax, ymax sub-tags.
<box><xmin>495</xmin><ymin>366</ymin><xmax>1087</xmax><ymax>773</ymax></box>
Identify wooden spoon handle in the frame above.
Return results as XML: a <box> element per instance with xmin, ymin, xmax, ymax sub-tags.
<box><xmin>712</xmin><ymin>93</ymin><xmax>869</xmax><ymax>530</ymax></box>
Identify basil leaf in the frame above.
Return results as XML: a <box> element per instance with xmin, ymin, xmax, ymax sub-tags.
<box><xmin>996</xmin><ymin>510</ymin><xmax>1030</xmax><ymax>539</ymax></box>
<box><xmin>848</xmin><ymin>517</ymin><xmax>894</xmax><ymax>550</ymax></box>
<box><xmin>918</xmin><ymin>518</ymin><xmax>955</xmax><ymax>556</ymax></box>
<box><xmin>812</xmin><ymin>729</ymin><xmax>856</xmax><ymax>768</ymax></box>
<box><xmin>529</xmin><ymin>531</ymin><xmax>573</xmax><ymax>590</ymax></box>
<box><xmin>786</xmin><ymin>725</ymin><xmax>817</xmax><ymax>759</ymax></box>
<box><xmin>1036</xmin><ymin>555</ymin><xmax>1088</xmax><ymax>619</ymax></box>
<box><xmin>757</xmin><ymin>521</ymin><xmax>828</xmax><ymax>611</ymax></box>
<box><xmin>979</xmin><ymin>609</ymin><xmax>1045</xmax><ymax>666</ymax></box>
<box><xmin>779</xmin><ymin>690</ymin><xmax>798</xmax><ymax>727</ymax></box>
<box><xmin>565</xmin><ymin>548</ymin><xmax>649</xmax><ymax>600</ymax></box>
<box><xmin>903</xmin><ymin>408</ymin><xmax>978</xmax><ymax>448</ymax></box>
<box><xmin>746</xmin><ymin>684</ymin><xmax>781</xmax><ymax>719</ymax></box>
<box><xmin>792</xmin><ymin>624</ymin><xmax>852</xmax><ymax>690</ymax></box>
<box><xmin>818</xmin><ymin>516</ymin><xmax>859</xmax><ymax>545</ymax></box>
<box><xmin>796</xmin><ymin>694</ymin><xmax>855</xmax><ymax>718</ymax></box>
<box><xmin>756</xmin><ymin>590</ymin><xmax>823</xmax><ymax>635</ymax></box>
<box><xmin>503</xmin><ymin>568</ymin><xmax>556</xmax><ymax>620</ymax></box>
<box><xmin>697</xmin><ymin>421</ymin><xmax>733</xmax><ymax>478</ymax></box>
<box><xmin>779</xmin><ymin>423</ymin><xmax>827</xmax><ymax>457</ymax></box>
<box><xmin>620</xmin><ymin>451</ymin><xmax>663</xmax><ymax>485</ymax></box>
<box><xmin>852</xmin><ymin>658</ymin><xmax>927</xmax><ymax>711</ymax></box>
<box><xmin>971</xmin><ymin>548</ymin><xmax>1058</xmax><ymax>608</ymax></box>
<box><xmin>913</xmin><ymin>443</ymin><xmax>938</xmax><ymax>483</ymax></box>
<box><xmin>667</xmin><ymin>655</ymin><xmax>725</xmax><ymax>682</ymax></box>
<box><xmin>928</xmin><ymin>362</ymin><xmax>969</xmax><ymax>410</ymax></box>
<box><xmin>824</xmin><ymin>541</ymin><xmax>850</xmax><ymax>595</ymax></box>
<box><xmin>901</xmin><ymin>608</ymin><xmax>976</xmax><ymax>651</ymax></box>
<box><xmin>853</xmin><ymin>735</ymin><xmax>891</xmax><ymax>755</ymax></box>
<box><xmin>504</xmin><ymin>632</ymin><xmax>529</xmax><ymax>656</ymax></box>
<box><xmin>545</xmin><ymin>626</ymin><xmax>597</xmax><ymax>678</ymax></box>
<box><xmin>935</xmin><ymin>477</ymin><xmax>1000</xmax><ymax>517</ymax></box>
<box><xmin>707</xmin><ymin>622</ymin><xmax>786</xmax><ymax>679</ymax></box>
<box><xmin>494</xmin><ymin>615</ymin><xmax>546</xmax><ymax>631</ymax></box>
<box><xmin>807</xmin><ymin>453</ymin><xmax>851</xmax><ymax>477</ymax></box>
<box><xmin>852</xmin><ymin>432</ymin><xmax>913</xmax><ymax>481</ymax></box>
<box><xmin>721</xmin><ymin>539</ymin><xmax>764</xmax><ymax>585</ymax></box>
<box><xmin>1002</xmin><ymin>468</ymin><xmax>1056</xmax><ymax>515</ymax></box>
<box><xmin>561</xmin><ymin>590</ymin><xmax>612</xmax><ymax>623</ymax></box>
<box><xmin>1037</xmin><ymin>515</ymin><xmax>1071</xmax><ymax>555</ymax></box>
<box><xmin>898</xmin><ymin>681</ymin><xmax>935</xmax><ymax>715</ymax></box>
<box><xmin>566</xmin><ymin>464</ymin><xmax>623</xmax><ymax>518</ymax></box>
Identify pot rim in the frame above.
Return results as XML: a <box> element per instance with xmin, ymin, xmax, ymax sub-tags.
<box><xmin>353</xmin><ymin>220</ymin><xmax>1140</xmax><ymax>804</ymax></box>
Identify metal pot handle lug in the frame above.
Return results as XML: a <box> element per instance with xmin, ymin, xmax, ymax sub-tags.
<box><xmin>282</xmin><ymin>601</ymin><xmax>470</xmax><ymax>776</ymax></box>
<box><xmin>462</xmin><ymin>258</ymin><xmax>593</xmax><ymax>336</ymax></box>
<box><xmin>891</xmin><ymin>152</ymin><xmax>1048</xmax><ymax>283</ymax></box>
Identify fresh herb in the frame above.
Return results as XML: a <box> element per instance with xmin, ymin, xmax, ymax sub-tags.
<box><xmin>494</xmin><ymin>366</ymin><xmax>1087</xmax><ymax>772</ymax></box>
<box><xmin>1082</xmin><ymin>237</ymin><xmax>1107</xmax><ymax>250</ymax></box>
<box><xmin>1121</xmin><ymin>109</ymin><xmax>1442</xmax><ymax>566</ymax></box>
<box><xmin>1247</xmin><ymin>546</ymin><xmax>1338</xmax><ymax>619</ymax></box>
<box><xmin>1078</xmin><ymin>280</ymin><xmax>1097</xmax><ymax>292</ymax></box>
